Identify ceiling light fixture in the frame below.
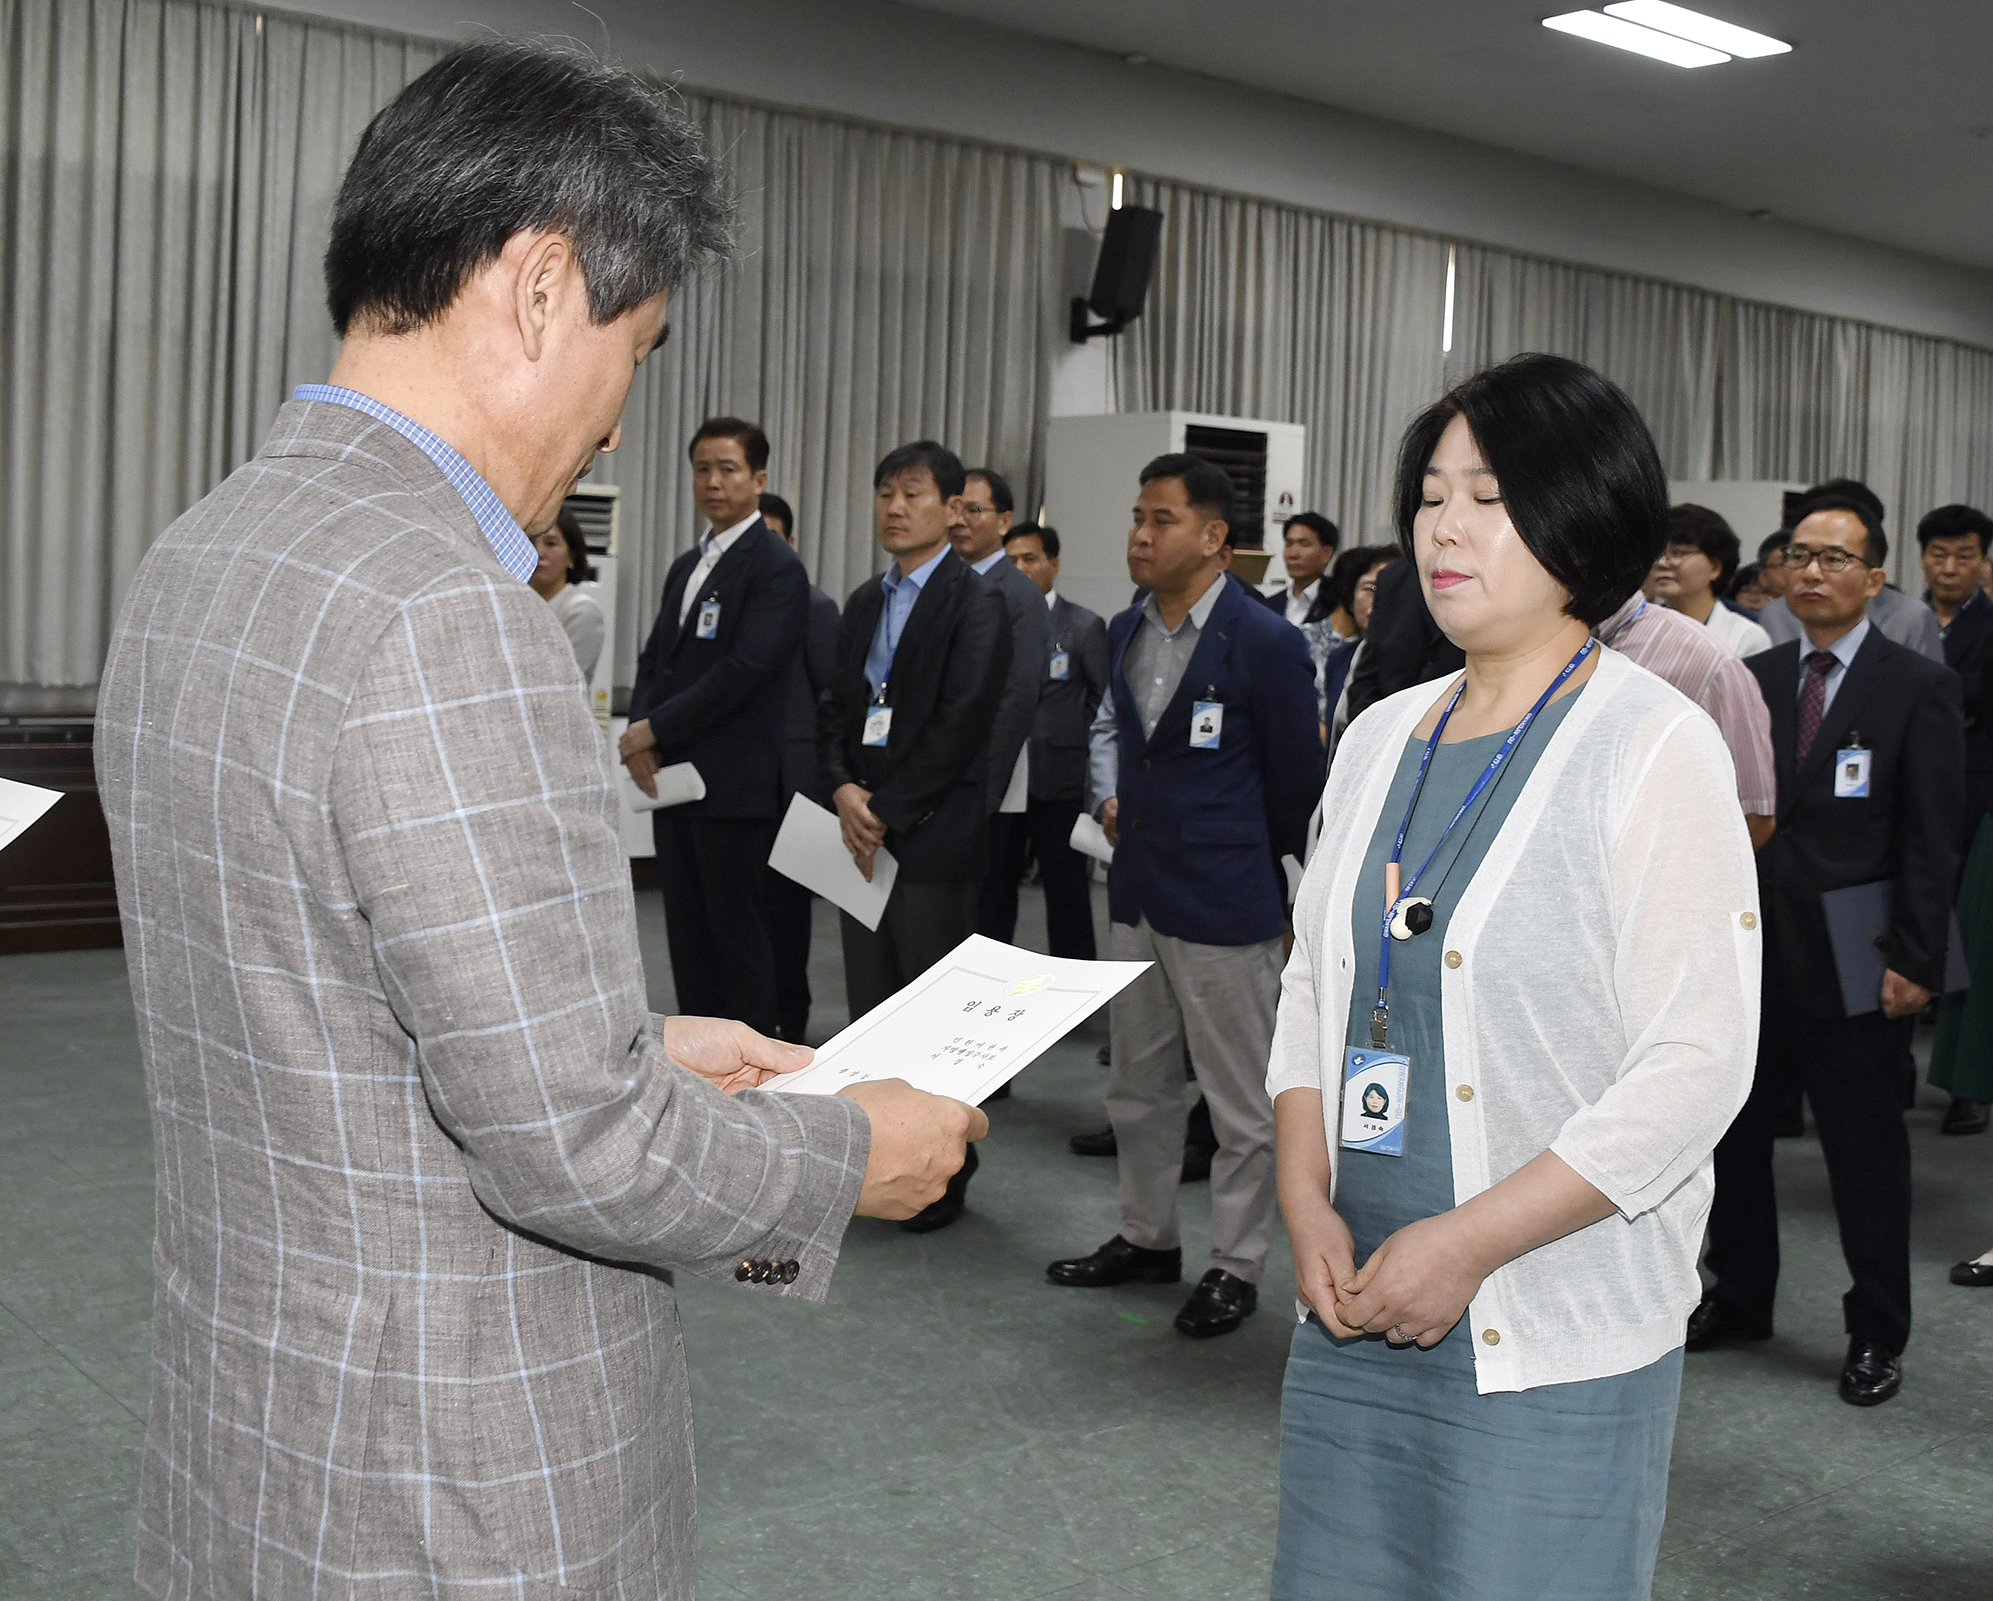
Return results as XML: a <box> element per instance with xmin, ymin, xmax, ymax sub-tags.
<box><xmin>1602</xmin><ymin>2</ymin><xmax>1791</xmax><ymax>59</ymax></box>
<box><xmin>1541</xmin><ymin>11</ymin><xmax>1729</xmax><ymax>67</ymax></box>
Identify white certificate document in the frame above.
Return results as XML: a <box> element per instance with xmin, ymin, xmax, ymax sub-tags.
<box><xmin>766</xmin><ymin>792</ymin><xmax>898</xmax><ymax>931</ymax></box>
<box><xmin>620</xmin><ymin>761</ymin><xmax>706</xmax><ymax>813</ymax></box>
<box><xmin>1069</xmin><ymin>812</ymin><xmax>1114</xmax><ymax>865</ymax></box>
<box><xmin>0</xmin><ymin>777</ymin><xmax>62</xmax><ymax>854</ymax></box>
<box><xmin>762</xmin><ymin>934</ymin><xmax>1149</xmax><ymax>1104</ymax></box>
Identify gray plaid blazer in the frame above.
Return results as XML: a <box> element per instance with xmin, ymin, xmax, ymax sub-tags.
<box><xmin>97</xmin><ymin>400</ymin><xmax>869</xmax><ymax>1600</ymax></box>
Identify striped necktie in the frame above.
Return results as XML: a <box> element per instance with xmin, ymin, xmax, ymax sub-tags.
<box><xmin>1795</xmin><ymin>649</ymin><xmax>1836</xmax><ymax>762</ymax></box>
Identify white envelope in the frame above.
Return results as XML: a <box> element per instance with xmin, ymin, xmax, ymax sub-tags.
<box><xmin>621</xmin><ymin>762</ymin><xmax>706</xmax><ymax>813</ymax></box>
<box><xmin>1068</xmin><ymin>812</ymin><xmax>1114</xmax><ymax>865</ymax></box>
<box><xmin>766</xmin><ymin>792</ymin><xmax>898</xmax><ymax>931</ymax></box>
<box><xmin>997</xmin><ymin>746</ymin><xmax>1029</xmax><ymax>814</ymax></box>
<box><xmin>0</xmin><ymin>776</ymin><xmax>62</xmax><ymax>854</ymax></box>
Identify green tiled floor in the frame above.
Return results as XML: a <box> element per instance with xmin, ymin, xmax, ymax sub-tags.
<box><xmin>3</xmin><ymin>884</ymin><xmax>1991</xmax><ymax>1599</ymax></box>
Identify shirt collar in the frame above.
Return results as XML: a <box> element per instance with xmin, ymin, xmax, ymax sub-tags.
<box><xmin>704</xmin><ymin>512</ymin><xmax>759</xmax><ymax>553</ymax></box>
<box><xmin>1044</xmin><ymin>588</ymin><xmax>1058</xmax><ymax>610</ymax></box>
<box><xmin>881</xmin><ymin>544</ymin><xmax>949</xmax><ymax>595</ymax></box>
<box><xmin>969</xmin><ymin>547</ymin><xmax>1008</xmax><ymax>576</ymax></box>
<box><xmin>292</xmin><ymin>385</ymin><xmax>536</xmax><ymax>583</ymax></box>
<box><xmin>1812</xmin><ymin>615</ymin><xmax>1870</xmax><ymax>672</ymax></box>
<box><xmin>1141</xmin><ymin>573</ymin><xmax>1225</xmax><ymax>637</ymax></box>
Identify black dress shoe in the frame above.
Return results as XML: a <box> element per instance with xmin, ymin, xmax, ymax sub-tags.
<box><xmin>1068</xmin><ymin>1127</ymin><xmax>1117</xmax><ymax>1157</ymax></box>
<box><xmin>1838</xmin><ymin>1339</ymin><xmax>1902</xmax><ymax>1406</ymax></box>
<box><xmin>1685</xmin><ymin>1294</ymin><xmax>1772</xmax><ymax>1352</ymax></box>
<box><xmin>1941</xmin><ymin>1097</ymin><xmax>1990</xmax><ymax>1135</ymax></box>
<box><xmin>1173</xmin><ymin>1269</ymin><xmax>1258</xmax><ymax>1338</ymax></box>
<box><xmin>900</xmin><ymin>1143</ymin><xmax>978</xmax><ymax>1234</ymax></box>
<box><xmin>1046</xmin><ymin>1234</ymin><xmax>1181</xmax><ymax>1287</ymax></box>
<box><xmin>1950</xmin><ymin>1258</ymin><xmax>1993</xmax><ymax>1286</ymax></box>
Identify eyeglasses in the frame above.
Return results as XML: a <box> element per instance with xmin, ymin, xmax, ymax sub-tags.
<box><xmin>1779</xmin><ymin>543</ymin><xmax>1871</xmax><ymax>575</ymax></box>
<box><xmin>1657</xmin><ymin>544</ymin><xmax>1708</xmax><ymax>565</ymax></box>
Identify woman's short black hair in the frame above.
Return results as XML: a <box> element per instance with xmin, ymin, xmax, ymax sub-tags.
<box><xmin>1728</xmin><ymin>562</ymin><xmax>1764</xmax><ymax>601</ymax></box>
<box><xmin>759</xmin><ymin>492</ymin><xmax>796</xmax><ymax>540</ymax></box>
<box><xmin>1284</xmin><ymin>511</ymin><xmax>1339</xmax><ymax>551</ymax></box>
<box><xmin>1669</xmin><ymin>504</ymin><xmax>1743</xmax><ymax>588</ymax></box>
<box><xmin>1322</xmin><ymin>543</ymin><xmax>1393</xmax><ymax>619</ymax></box>
<box><xmin>874</xmin><ymin>441</ymin><xmax>966</xmax><ymax>500</ymax></box>
<box><xmin>555</xmin><ymin>508</ymin><xmax>593</xmax><ymax>585</ymax></box>
<box><xmin>325</xmin><ymin>41</ymin><xmax>732</xmax><ymax>336</ymax></box>
<box><xmin>1392</xmin><ymin>354</ymin><xmax>1669</xmax><ymax>626</ymax></box>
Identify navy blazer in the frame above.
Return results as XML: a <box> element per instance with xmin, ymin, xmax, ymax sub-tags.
<box><xmin>1747</xmin><ymin>627</ymin><xmax>1964</xmax><ymax>1014</ymax></box>
<box><xmin>1107</xmin><ymin>578</ymin><xmax>1325</xmax><ymax>946</ymax></box>
<box><xmin>628</xmin><ymin>519</ymin><xmax>807</xmax><ymax>820</ymax></box>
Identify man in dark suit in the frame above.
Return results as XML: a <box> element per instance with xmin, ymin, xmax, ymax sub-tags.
<box><xmin>822</xmin><ymin>440</ymin><xmax>1011</xmax><ymax>1231</ymax></box>
<box><xmin>987</xmin><ymin>521</ymin><xmax>1109</xmax><ymax>959</ymax></box>
<box><xmin>758</xmin><ymin>492</ymin><xmax>841</xmax><ymax>1043</ymax></box>
<box><xmin>1344</xmin><ymin>549</ymin><xmax>1465</xmax><ymax>720</ymax></box>
<box><xmin>955</xmin><ymin>468</ymin><xmax>1055</xmax><ymax>942</ymax></box>
<box><xmin>1255</xmin><ymin>511</ymin><xmax>1338</xmax><ymax>626</ymax></box>
<box><xmin>1695</xmin><ymin>494</ymin><xmax>1965</xmax><ymax>1407</ymax></box>
<box><xmin>623</xmin><ymin>417</ymin><xmax>804</xmax><ymax>1034</ymax></box>
<box><xmin>1046</xmin><ymin>454</ymin><xmax>1324</xmax><ymax>1339</ymax></box>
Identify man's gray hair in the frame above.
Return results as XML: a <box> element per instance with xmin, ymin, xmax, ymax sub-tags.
<box><xmin>325</xmin><ymin>40</ymin><xmax>733</xmax><ymax>336</ymax></box>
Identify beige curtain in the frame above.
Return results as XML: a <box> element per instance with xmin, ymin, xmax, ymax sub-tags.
<box><xmin>1112</xmin><ymin>177</ymin><xmax>1451</xmax><ymax>543</ymax></box>
<box><xmin>0</xmin><ymin>0</ymin><xmax>442</xmax><ymax>691</ymax></box>
<box><xmin>592</xmin><ymin>96</ymin><xmax>1064</xmax><ymax>675</ymax></box>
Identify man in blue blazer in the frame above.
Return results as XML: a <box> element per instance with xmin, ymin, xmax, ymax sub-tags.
<box><xmin>623</xmin><ymin>417</ymin><xmax>806</xmax><ymax>1035</ymax></box>
<box><xmin>1047</xmin><ymin>453</ymin><xmax>1324</xmax><ymax>1338</ymax></box>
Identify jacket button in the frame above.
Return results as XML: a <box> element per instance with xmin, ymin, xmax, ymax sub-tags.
<box><xmin>734</xmin><ymin>1260</ymin><xmax>754</xmax><ymax>1282</ymax></box>
<box><xmin>1139</xmin><ymin>758</ymin><xmax>1151</xmax><ymax>770</ymax></box>
<box><xmin>1740</xmin><ymin>911</ymin><xmax>1758</xmax><ymax>930</ymax></box>
<box><xmin>1482</xmin><ymin>1329</ymin><xmax>1500</xmax><ymax>1346</ymax></box>
<box><xmin>1444</xmin><ymin>951</ymin><xmax>1462</xmax><ymax>969</ymax></box>
<box><xmin>782</xmin><ymin>1261</ymin><xmax>800</xmax><ymax>1283</ymax></box>
<box><xmin>1131</xmin><ymin>819</ymin><xmax>1145</xmax><ymax>833</ymax></box>
<box><xmin>1455</xmin><ymin>1085</ymin><xmax>1473</xmax><ymax>1102</ymax></box>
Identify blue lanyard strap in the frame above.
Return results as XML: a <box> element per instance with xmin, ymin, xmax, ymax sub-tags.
<box><xmin>1371</xmin><ymin>637</ymin><xmax>1596</xmax><ymax>1044</ymax></box>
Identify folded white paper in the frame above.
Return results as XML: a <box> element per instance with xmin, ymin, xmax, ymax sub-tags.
<box><xmin>760</xmin><ymin>934</ymin><xmax>1149</xmax><ymax>1104</ymax></box>
<box><xmin>766</xmin><ymin>792</ymin><xmax>898</xmax><ymax>931</ymax></box>
<box><xmin>1069</xmin><ymin>812</ymin><xmax>1114</xmax><ymax>865</ymax></box>
<box><xmin>997</xmin><ymin>746</ymin><xmax>1029</xmax><ymax>814</ymax></box>
<box><xmin>621</xmin><ymin>761</ymin><xmax>706</xmax><ymax>813</ymax></box>
<box><xmin>0</xmin><ymin>777</ymin><xmax>62</xmax><ymax>854</ymax></box>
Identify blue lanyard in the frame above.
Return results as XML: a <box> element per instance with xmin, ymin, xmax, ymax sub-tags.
<box><xmin>1370</xmin><ymin>637</ymin><xmax>1596</xmax><ymax>1046</ymax></box>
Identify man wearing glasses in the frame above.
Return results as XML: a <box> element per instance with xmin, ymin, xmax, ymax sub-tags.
<box><xmin>1753</xmin><ymin>479</ymin><xmax>1945</xmax><ymax>663</ymax></box>
<box><xmin>1694</xmin><ymin>494</ymin><xmax>1964</xmax><ymax>1408</ymax></box>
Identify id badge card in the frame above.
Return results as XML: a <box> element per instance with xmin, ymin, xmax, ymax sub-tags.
<box><xmin>1834</xmin><ymin>747</ymin><xmax>1871</xmax><ymax>799</ymax></box>
<box><xmin>1340</xmin><ymin>1047</ymin><xmax>1409</xmax><ymax>1157</ymax></box>
<box><xmin>695</xmin><ymin>598</ymin><xmax>721</xmax><ymax>640</ymax></box>
<box><xmin>1049</xmin><ymin>649</ymin><xmax>1070</xmax><ymax>682</ymax></box>
<box><xmin>1190</xmin><ymin>700</ymin><xmax>1223</xmax><ymax>749</ymax></box>
<box><xmin>862</xmin><ymin>703</ymin><xmax>893</xmax><ymax>747</ymax></box>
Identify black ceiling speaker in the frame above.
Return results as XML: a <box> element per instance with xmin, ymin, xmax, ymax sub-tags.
<box><xmin>1071</xmin><ymin>205</ymin><xmax>1164</xmax><ymax>343</ymax></box>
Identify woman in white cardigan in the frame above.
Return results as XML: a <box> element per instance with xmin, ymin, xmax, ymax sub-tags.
<box><xmin>1268</xmin><ymin>355</ymin><xmax>1760</xmax><ymax>1600</ymax></box>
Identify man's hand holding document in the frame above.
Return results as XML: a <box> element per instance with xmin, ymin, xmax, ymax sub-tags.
<box><xmin>760</xmin><ymin>934</ymin><xmax>1150</xmax><ymax>1106</ymax></box>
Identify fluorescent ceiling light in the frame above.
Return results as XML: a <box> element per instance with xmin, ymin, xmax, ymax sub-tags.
<box><xmin>1604</xmin><ymin>1</ymin><xmax>1792</xmax><ymax>59</ymax></box>
<box><xmin>1541</xmin><ymin>10</ymin><xmax>1730</xmax><ymax>68</ymax></box>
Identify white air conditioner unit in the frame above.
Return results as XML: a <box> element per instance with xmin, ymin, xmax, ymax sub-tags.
<box><xmin>561</xmin><ymin>481</ymin><xmax>622</xmax><ymax>557</ymax></box>
<box><xmin>1043</xmin><ymin>412</ymin><xmax>1307</xmax><ymax>622</ymax></box>
<box><xmin>559</xmin><ymin>483</ymin><xmax>623</xmax><ymax>744</ymax></box>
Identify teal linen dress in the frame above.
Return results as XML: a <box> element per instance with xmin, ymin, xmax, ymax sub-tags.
<box><xmin>1271</xmin><ymin>690</ymin><xmax>1684</xmax><ymax>1601</ymax></box>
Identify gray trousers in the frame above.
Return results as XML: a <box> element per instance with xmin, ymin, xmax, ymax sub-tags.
<box><xmin>1106</xmin><ymin>916</ymin><xmax>1283</xmax><ymax>1282</ymax></box>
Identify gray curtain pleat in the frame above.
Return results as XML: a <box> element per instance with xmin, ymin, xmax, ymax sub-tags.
<box><xmin>6</xmin><ymin>0</ymin><xmax>1992</xmax><ymax>689</ymax></box>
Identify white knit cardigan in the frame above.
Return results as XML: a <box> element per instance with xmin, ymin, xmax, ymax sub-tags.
<box><xmin>1268</xmin><ymin>646</ymin><xmax>1761</xmax><ymax>1393</ymax></box>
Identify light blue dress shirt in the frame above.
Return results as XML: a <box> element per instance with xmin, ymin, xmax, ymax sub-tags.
<box><xmin>1801</xmin><ymin>616</ymin><xmax>1870</xmax><ymax>720</ymax></box>
<box><xmin>864</xmin><ymin>545</ymin><xmax>950</xmax><ymax>697</ymax></box>
<box><xmin>292</xmin><ymin>384</ymin><xmax>537</xmax><ymax>583</ymax></box>
<box><xmin>970</xmin><ymin>549</ymin><xmax>1008</xmax><ymax>577</ymax></box>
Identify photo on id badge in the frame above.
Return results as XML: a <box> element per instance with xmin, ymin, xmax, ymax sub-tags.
<box><xmin>1834</xmin><ymin>742</ymin><xmax>1870</xmax><ymax>799</ymax></box>
<box><xmin>1341</xmin><ymin>1047</ymin><xmax>1409</xmax><ymax>1157</ymax></box>
<box><xmin>1190</xmin><ymin>699</ymin><xmax>1223</xmax><ymax>749</ymax></box>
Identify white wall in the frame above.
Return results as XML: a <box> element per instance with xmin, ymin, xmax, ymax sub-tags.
<box><xmin>289</xmin><ymin>0</ymin><xmax>1993</xmax><ymax>348</ymax></box>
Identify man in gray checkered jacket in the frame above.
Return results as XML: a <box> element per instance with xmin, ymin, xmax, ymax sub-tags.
<box><xmin>95</xmin><ymin>42</ymin><xmax>984</xmax><ymax>1601</ymax></box>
